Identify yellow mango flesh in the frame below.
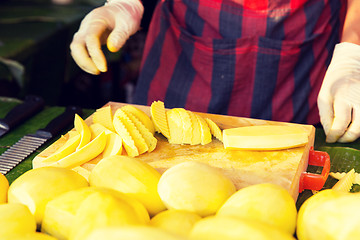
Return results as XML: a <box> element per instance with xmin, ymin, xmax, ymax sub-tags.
<box><xmin>205</xmin><ymin>118</ymin><xmax>223</xmax><ymax>142</ymax></box>
<box><xmin>0</xmin><ymin>172</ymin><xmax>9</xmax><ymax>203</ymax></box>
<box><xmin>74</xmin><ymin>114</ymin><xmax>91</xmax><ymax>150</ymax></box>
<box><xmin>92</xmin><ymin>105</ymin><xmax>116</xmax><ymax>132</ymax></box>
<box><xmin>166</xmin><ymin>109</ymin><xmax>183</xmax><ymax>144</ymax></box>
<box><xmin>84</xmin><ymin>226</ymin><xmax>187</xmax><ymax>240</ymax></box>
<box><xmin>49</xmin><ymin>131</ymin><xmax>106</xmax><ymax>169</ymax></box>
<box><xmin>69</xmin><ymin>191</ymin><xmax>147</xmax><ymax>240</ymax></box>
<box><xmin>217</xmin><ymin>183</ymin><xmax>297</xmax><ymax>235</ymax></box>
<box><xmin>196</xmin><ymin>114</ymin><xmax>212</xmax><ymax>145</ymax></box>
<box><xmin>2</xmin><ymin>232</ymin><xmax>58</xmax><ymax>240</ymax></box>
<box><xmin>176</xmin><ymin>108</ymin><xmax>193</xmax><ymax>144</ymax></box>
<box><xmin>190</xmin><ymin>216</ymin><xmax>295</xmax><ymax>240</ymax></box>
<box><xmin>36</xmin><ymin>132</ymin><xmax>80</xmax><ymax>165</ymax></box>
<box><xmin>0</xmin><ymin>203</ymin><xmax>37</xmax><ymax>236</ymax></box>
<box><xmin>157</xmin><ymin>161</ymin><xmax>236</xmax><ymax>217</ymax></box>
<box><xmin>150</xmin><ymin>101</ymin><xmax>170</xmax><ymax>139</ymax></box>
<box><xmin>150</xmin><ymin>209</ymin><xmax>202</xmax><ymax>237</ymax></box>
<box><xmin>90</xmin><ymin>123</ymin><xmax>123</xmax><ymax>157</ymax></box>
<box><xmin>223</xmin><ymin>125</ymin><xmax>309</xmax><ymax>150</ymax></box>
<box><xmin>121</xmin><ymin>105</ymin><xmax>155</xmax><ymax>135</ymax></box>
<box><xmin>296</xmin><ymin>189</ymin><xmax>360</xmax><ymax>240</ymax></box>
<box><xmin>113</xmin><ymin>112</ymin><xmax>139</xmax><ymax>157</ymax></box>
<box><xmin>7</xmin><ymin>167</ymin><xmax>89</xmax><ymax>226</ymax></box>
<box><xmin>188</xmin><ymin>112</ymin><xmax>202</xmax><ymax>145</ymax></box>
<box><xmin>42</xmin><ymin>186</ymin><xmax>149</xmax><ymax>240</ymax></box>
<box><xmin>125</xmin><ymin>110</ymin><xmax>157</xmax><ymax>152</ymax></box>
<box><xmin>89</xmin><ymin>155</ymin><xmax>166</xmax><ymax>216</ymax></box>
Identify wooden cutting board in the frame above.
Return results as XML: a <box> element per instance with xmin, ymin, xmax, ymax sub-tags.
<box><xmin>35</xmin><ymin>102</ymin><xmax>315</xmax><ymax>201</ymax></box>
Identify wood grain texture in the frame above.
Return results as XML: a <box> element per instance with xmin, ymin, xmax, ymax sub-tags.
<box><xmin>35</xmin><ymin>102</ymin><xmax>315</xmax><ymax>201</ymax></box>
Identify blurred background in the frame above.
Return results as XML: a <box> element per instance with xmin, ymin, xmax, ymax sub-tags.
<box><xmin>0</xmin><ymin>0</ymin><xmax>157</xmax><ymax>108</ymax></box>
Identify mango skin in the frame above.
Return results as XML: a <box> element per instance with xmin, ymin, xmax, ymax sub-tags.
<box><xmin>189</xmin><ymin>216</ymin><xmax>295</xmax><ymax>240</ymax></box>
<box><xmin>89</xmin><ymin>155</ymin><xmax>166</xmax><ymax>216</ymax></box>
<box><xmin>7</xmin><ymin>167</ymin><xmax>89</xmax><ymax>226</ymax></box>
<box><xmin>157</xmin><ymin>161</ymin><xmax>236</xmax><ymax>217</ymax></box>
<box><xmin>0</xmin><ymin>203</ymin><xmax>37</xmax><ymax>237</ymax></box>
<box><xmin>84</xmin><ymin>226</ymin><xmax>187</xmax><ymax>240</ymax></box>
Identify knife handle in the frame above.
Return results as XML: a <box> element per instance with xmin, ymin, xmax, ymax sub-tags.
<box><xmin>38</xmin><ymin>106</ymin><xmax>82</xmax><ymax>138</ymax></box>
<box><xmin>0</xmin><ymin>95</ymin><xmax>44</xmax><ymax>130</ymax></box>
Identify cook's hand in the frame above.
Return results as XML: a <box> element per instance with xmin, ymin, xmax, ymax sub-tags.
<box><xmin>70</xmin><ymin>0</ymin><xmax>143</xmax><ymax>75</ymax></box>
<box><xmin>318</xmin><ymin>42</ymin><xmax>360</xmax><ymax>143</ymax></box>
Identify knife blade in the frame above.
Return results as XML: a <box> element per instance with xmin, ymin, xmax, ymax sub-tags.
<box><xmin>0</xmin><ymin>95</ymin><xmax>45</xmax><ymax>137</ymax></box>
<box><xmin>0</xmin><ymin>106</ymin><xmax>82</xmax><ymax>175</ymax></box>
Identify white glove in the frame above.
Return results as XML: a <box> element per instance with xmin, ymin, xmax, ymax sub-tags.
<box><xmin>318</xmin><ymin>42</ymin><xmax>360</xmax><ymax>143</ymax></box>
<box><xmin>70</xmin><ymin>0</ymin><xmax>144</xmax><ymax>75</ymax></box>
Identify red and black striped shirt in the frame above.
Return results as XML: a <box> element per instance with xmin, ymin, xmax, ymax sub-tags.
<box><xmin>134</xmin><ymin>0</ymin><xmax>346</xmax><ymax>124</ymax></box>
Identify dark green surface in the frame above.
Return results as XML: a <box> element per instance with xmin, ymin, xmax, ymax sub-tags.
<box><xmin>0</xmin><ymin>98</ymin><xmax>94</xmax><ymax>184</ymax></box>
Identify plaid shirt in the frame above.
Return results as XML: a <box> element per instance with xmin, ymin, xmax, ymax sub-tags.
<box><xmin>134</xmin><ymin>0</ymin><xmax>346</xmax><ymax>124</ymax></box>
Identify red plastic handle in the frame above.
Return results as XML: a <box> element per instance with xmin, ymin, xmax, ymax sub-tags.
<box><xmin>299</xmin><ymin>147</ymin><xmax>330</xmax><ymax>193</ymax></box>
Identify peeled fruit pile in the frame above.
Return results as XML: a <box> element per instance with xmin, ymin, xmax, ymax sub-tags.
<box><xmin>0</xmin><ymin>203</ymin><xmax>37</xmax><ymax>237</ymax></box>
<box><xmin>84</xmin><ymin>226</ymin><xmax>187</xmax><ymax>240</ymax></box>
<box><xmin>158</xmin><ymin>161</ymin><xmax>236</xmax><ymax>217</ymax></box>
<box><xmin>0</xmin><ymin>172</ymin><xmax>9</xmax><ymax>203</ymax></box>
<box><xmin>149</xmin><ymin>209</ymin><xmax>202</xmax><ymax>237</ymax></box>
<box><xmin>217</xmin><ymin>183</ymin><xmax>297</xmax><ymax>235</ymax></box>
<box><xmin>7</xmin><ymin>167</ymin><xmax>88</xmax><ymax>226</ymax></box>
<box><xmin>189</xmin><ymin>215</ymin><xmax>295</xmax><ymax>240</ymax></box>
<box><xmin>89</xmin><ymin>155</ymin><xmax>166</xmax><ymax>216</ymax></box>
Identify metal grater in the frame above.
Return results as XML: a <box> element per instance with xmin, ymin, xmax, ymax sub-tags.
<box><xmin>0</xmin><ymin>106</ymin><xmax>82</xmax><ymax>175</ymax></box>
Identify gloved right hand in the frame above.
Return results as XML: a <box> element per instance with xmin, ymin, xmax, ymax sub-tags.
<box><xmin>70</xmin><ymin>0</ymin><xmax>144</xmax><ymax>75</ymax></box>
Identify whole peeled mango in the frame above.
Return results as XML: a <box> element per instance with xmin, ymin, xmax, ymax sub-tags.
<box><xmin>217</xmin><ymin>183</ymin><xmax>297</xmax><ymax>235</ymax></box>
<box><xmin>42</xmin><ymin>186</ymin><xmax>149</xmax><ymax>240</ymax></box>
<box><xmin>68</xmin><ymin>190</ymin><xmax>150</xmax><ymax>240</ymax></box>
<box><xmin>157</xmin><ymin>161</ymin><xmax>236</xmax><ymax>217</ymax></box>
<box><xmin>8</xmin><ymin>167</ymin><xmax>89</xmax><ymax>226</ymax></box>
<box><xmin>89</xmin><ymin>155</ymin><xmax>166</xmax><ymax>216</ymax></box>
<box><xmin>84</xmin><ymin>226</ymin><xmax>187</xmax><ymax>240</ymax></box>
<box><xmin>2</xmin><ymin>232</ymin><xmax>57</xmax><ymax>240</ymax></box>
<box><xmin>189</xmin><ymin>215</ymin><xmax>295</xmax><ymax>240</ymax></box>
<box><xmin>150</xmin><ymin>209</ymin><xmax>202</xmax><ymax>237</ymax></box>
<box><xmin>0</xmin><ymin>203</ymin><xmax>36</xmax><ymax>237</ymax></box>
<box><xmin>297</xmin><ymin>189</ymin><xmax>360</xmax><ymax>240</ymax></box>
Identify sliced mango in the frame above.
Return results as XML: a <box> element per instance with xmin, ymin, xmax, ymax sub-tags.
<box><xmin>114</xmin><ymin>109</ymin><xmax>148</xmax><ymax>155</ymax></box>
<box><xmin>205</xmin><ymin>118</ymin><xmax>223</xmax><ymax>142</ymax></box>
<box><xmin>166</xmin><ymin>109</ymin><xmax>183</xmax><ymax>144</ymax></box>
<box><xmin>92</xmin><ymin>105</ymin><xmax>116</xmax><ymax>132</ymax></box>
<box><xmin>332</xmin><ymin>169</ymin><xmax>355</xmax><ymax>192</ymax></box>
<box><xmin>50</xmin><ymin>132</ymin><xmax>106</xmax><ymax>169</ymax></box>
<box><xmin>90</xmin><ymin>123</ymin><xmax>123</xmax><ymax>157</ymax></box>
<box><xmin>74</xmin><ymin>114</ymin><xmax>91</xmax><ymax>151</ymax></box>
<box><xmin>223</xmin><ymin>125</ymin><xmax>309</xmax><ymax>150</ymax></box>
<box><xmin>121</xmin><ymin>105</ymin><xmax>155</xmax><ymax>135</ymax></box>
<box><xmin>113</xmin><ymin>112</ymin><xmax>139</xmax><ymax>157</ymax></box>
<box><xmin>176</xmin><ymin>108</ymin><xmax>192</xmax><ymax>144</ymax></box>
<box><xmin>72</xmin><ymin>166</ymin><xmax>92</xmax><ymax>181</ymax></box>
<box><xmin>40</xmin><ymin>132</ymin><xmax>81</xmax><ymax>164</ymax></box>
<box><xmin>188</xmin><ymin>112</ymin><xmax>201</xmax><ymax>145</ymax></box>
<box><xmin>196</xmin><ymin>115</ymin><xmax>212</xmax><ymax>145</ymax></box>
<box><xmin>150</xmin><ymin>101</ymin><xmax>170</xmax><ymax>139</ymax></box>
<box><xmin>124</xmin><ymin>111</ymin><xmax>157</xmax><ymax>152</ymax></box>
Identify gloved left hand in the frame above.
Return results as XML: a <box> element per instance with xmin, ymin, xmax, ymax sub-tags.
<box><xmin>318</xmin><ymin>42</ymin><xmax>360</xmax><ymax>143</ymax></box>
